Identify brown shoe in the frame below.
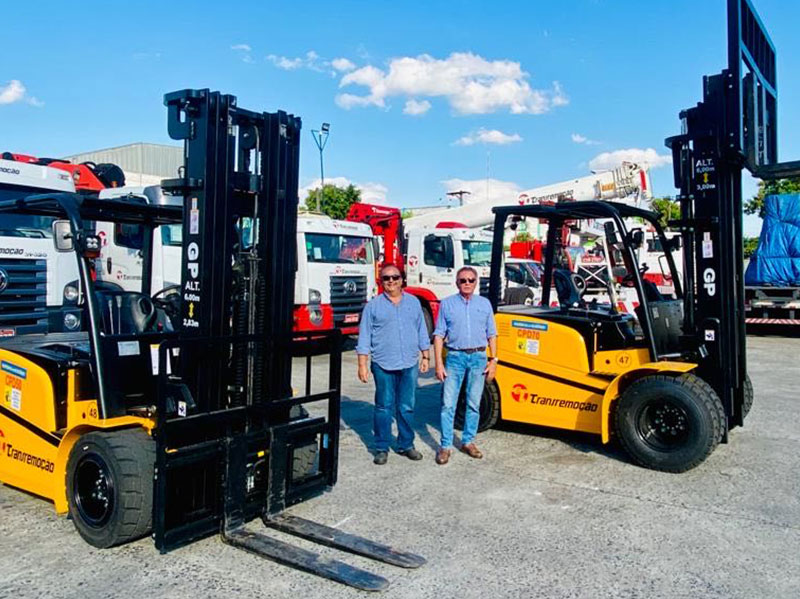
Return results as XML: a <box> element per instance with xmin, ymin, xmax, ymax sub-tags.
<box><xmin>460</xmin><ymin>443</ymin><xmax>483</xmax><ymax>459</ymax></box>
<box><xmin>435</xmin><ymin>448</ymin><xmax>452</xmax><ymax>465</ymax></box>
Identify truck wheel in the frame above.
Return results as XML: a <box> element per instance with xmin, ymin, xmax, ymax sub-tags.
<box><xmin>66</xmin><ymin>428</ymin><xmax>154</xmax><ymax>548</ymax></box>
<box><xmin>614</xmin><ymin>374</ymin><xmax>725</xmax><ymax>473</ymax></box>
<box><xmin>455</xmin><ymin>381</ymin><xmax>501</xmax><ymax>432</ymax></box>
<box><xmin>505</xmin><ymin>287</ymin><xmax>534</xmax><ymax>306</ymax></box>
<box><xmin>292</xmin><ymin>442</ymin><xmax>319</xmax><ymax>481</ymax></box>
<box><xmin>743</xmin><ymin>374</ymin><xmax>753</xmax><ymax>419</ymax></box>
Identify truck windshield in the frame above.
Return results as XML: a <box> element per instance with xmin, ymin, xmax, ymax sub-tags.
<box><xmin>305</xmin><ymin>233</ymin><xmax>374</xmax><ymax>264</ymax></box>
<box><xmin>0</xmin><ymin>187</ymin><xmax>56</xmax><ymax>237</ymax></box>
<box><xmin>461</xmin><ymin>240</ymin><xmax>492</xmax><ymax>266</ymax></box>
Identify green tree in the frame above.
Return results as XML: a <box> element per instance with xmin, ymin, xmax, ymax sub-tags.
<box><xmin>304</xmin><ymin>183</ymin><xmax>362</xmax><ymax>220</ymax></box>
<box><xmin>743</xmin><ymin>236</ymin><xmax>760</xmax><ymax>259</ymax></box>
<box><xmin>650</xmin><ymin>197</ymin><xmax>681</xmax><ymax>228</ymax></box>
<box><xmin>400</xmin><ymin>209</ymin><xmax>414</xmax><ymax>220</ymax></box>
<box><xmin>744</xmin><ymin>177</ymin><xmax>800</xmax><ymax>217</ymax></box>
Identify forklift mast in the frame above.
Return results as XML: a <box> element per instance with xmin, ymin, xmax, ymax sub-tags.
<box><xmin>666</xmin><ymin>0</ymin><xmax>799</xmax><ymax>428</ymax></box>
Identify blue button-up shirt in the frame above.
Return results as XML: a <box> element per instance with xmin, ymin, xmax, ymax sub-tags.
<box><xmin>356</xmin><ymin>292</ymin><xmax>430</xmax><ymax>370</ymax></box>
<box><xmin>433</xmin><ymin>293</ymin><xmax>497</xmax><ymax>349</ymax></box>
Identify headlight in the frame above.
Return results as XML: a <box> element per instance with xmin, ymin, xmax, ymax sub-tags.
<box><xmin>63</xmin><ymin>284</ymin><xmax>79</xmax><ymax>302</ymax></box>
<box><xmin>309</xmin><ymin>288</ymin><xmax>322</xmax><ymax>304</ymax></box>
<box><xmin>308</xmin><ymin>308</ymin><xmax>323</xmax><ymax>326</ymax></box>
<box><xmin>64</xmin><ymin>313</ymin><xmax>80</xmax><ymax>331</ymax></box>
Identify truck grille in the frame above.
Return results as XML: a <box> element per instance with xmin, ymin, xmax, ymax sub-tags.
<box><xmin>0</xmin><ymin>258</ymin><xmax>48</xmax><ymax>334</ymax></box>
<box><xmin>329</xmin><ymin>275</ymin><xmax>367</xmax><ymax>327</ymax></box>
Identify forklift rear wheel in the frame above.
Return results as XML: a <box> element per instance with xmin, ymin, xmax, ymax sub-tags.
<box><xmin>743</xmin><ymin>374</ymin><xmax>753</xmax><ymax>419</ymax></box>
<box><xmin>614</xmin><ymin>374</ymin><xmax>725</xmax><ymax>473</ymax></box>
<box><xmin>66</xmin><ymin>428</ymin><xmax>155</xmax><ymax>548</ymax></box>
<box><xmin>455</xmin><ymin>381</ymin><xmax>501</xmax><ymax>432</ymax></box>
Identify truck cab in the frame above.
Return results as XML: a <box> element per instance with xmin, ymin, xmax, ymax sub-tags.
<box><xmin>295</xmin><ymin>214</ymin><xmax>376</xmax><ymax>334</ymax></box>
<box><xmin>405</xmin><ymin>225</ymin><xmax>494</xmax><ymax>297</ymax></box>
<box><xmin>0</xmin><ymin>157</ymin><xmax>83</xmax><ymax>336</ymax></box>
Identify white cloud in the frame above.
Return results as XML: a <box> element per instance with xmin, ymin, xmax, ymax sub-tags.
<box><xmin>571</xmin><ymin>132</ymin><xmax>601</xmax><ymax>145</ymax></box>
<box><xmin>403</xmin><ymin>99</ymin><xmax>431</xmax><ymax>116</ymax></box>
<box><xmin>455</xmin><ymin>128</ymin><xmax>522</xmax><ymax>146</ymax></box>
<box><xmin>300</xmin><ymin>176</ymin><xmax>389</xmax><ymax>206</ymax></box>
<box><xmin>266</xmin><ymin>50</ymin><xmax>335</xmax><ymax>74</ymax></box>
<box><xmin>0</xmin><ymin>80</ymin><xmax>26</xmax><ymax>105</ymax></box>
<box><xmin>0</xmin><ymin>80</ymin><xmax>43</xmax><ymax>107</ymax></box>
<box><xmin>589</xmin><ymin>148</ymin><xmax>672</xmax><ymax>171</ymax></box>
<box><xmin>231</xmin><ymin>44</ymin><xmax>252</xmax><ymax>52</ymax></box>
<box><xmin>441</xmin><ymin>178</ymin><xmax>521</xmax><ymax>205</ymax></box>
<box><xmin>336</xmin><ymin>52</ymin><xmax>568</xmax><ymax>115</ymax></box>
<box><xmin>332</xmin><ymin>57</ymin><xmax>356</xmax><ymax>72</ymax></box>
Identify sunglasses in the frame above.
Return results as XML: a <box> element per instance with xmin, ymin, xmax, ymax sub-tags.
<box><xmin>457</xmin><ymin>277</ymin><xmax>477</xmax><ymax>284</ymax></box>
<box><xmin>381</xmin><ymin>275</ymin><xmax>402</xmax><ymax>282</ymax></box>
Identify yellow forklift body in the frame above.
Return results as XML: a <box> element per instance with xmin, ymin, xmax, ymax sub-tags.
<box><xmin>0</xmin><ymin>349</ymin><xmax>153</xmax><ymax>513</ymax></box>
<box><xmin>493</xmin><ymin>313</ymin><xmax>696</xmax><ymax>440</ymax></box>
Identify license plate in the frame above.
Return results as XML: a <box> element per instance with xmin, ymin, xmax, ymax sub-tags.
<box><xmin>344</xmin><ymin>313</ymin><xmax>359</xmax><ymax>324</ymax></box>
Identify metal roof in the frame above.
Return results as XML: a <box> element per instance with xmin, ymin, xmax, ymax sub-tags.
<box><xmin>64</xmin><ymin>143</ymin><xmax>183</xmax><ymax>179</ymax></box>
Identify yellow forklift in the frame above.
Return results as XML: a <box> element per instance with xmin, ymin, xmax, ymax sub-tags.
<box><xmin>0</xmin><ymin>89</ymin><xmax>422</xmax><ymax>591</ymax></box>
<box><xmin>470</xmin><ymin>0</ymin><xmax>799</xmax><ymax>472</ymax></box>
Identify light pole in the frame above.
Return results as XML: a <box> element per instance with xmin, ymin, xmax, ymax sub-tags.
<box><xmin>311</xmin><ymin>123</ymin><xmax>330</xmax><ymax>212</ymax></box>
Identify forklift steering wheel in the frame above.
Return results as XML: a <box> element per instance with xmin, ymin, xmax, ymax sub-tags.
<box><xmin>151</xmin><ymin>285</ymin><xmax>182</xmax><ymax>321</ymax></box>
<box><xmin>622</xmin><ymin>264</ymin><xmax>650</xmax><ymax>286</ymax></box>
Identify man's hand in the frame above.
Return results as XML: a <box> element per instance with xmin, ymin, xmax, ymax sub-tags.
<box><xmin>484</xmin><ymin>360</ymin><xmax>497</xmax><ymax>383</ymax></box>
<box><xmin>435</xmin><ymin>363</ymin><xmax>447</xmax><ymax>382</ymax></box>
<box><xmin>420</xmin><ymin>356</ymin><xmax>430</xmax><ymax>374</ymax></box>
<box><xmin>358</xmin><ymin>362</ymin><xmax>369</xmax><ymax>383</ymax></box>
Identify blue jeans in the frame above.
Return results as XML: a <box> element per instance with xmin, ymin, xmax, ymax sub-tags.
<box><xmin>371</xmin><ymin>363</ymin><xmax>419</xmax><ymax>453</ymax></box>
<box><xmin>440</xmin><ymin>351</ymin><xmax>486</xmax><ymax>449</ymax></box>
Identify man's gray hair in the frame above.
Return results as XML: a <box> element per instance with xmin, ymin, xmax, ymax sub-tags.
<box><xmin>456</xmin><ymin>266</ymin><xmax>478</xmax><ymax>279</ymax></box>
<box><xmin>379</xmin><ymin>263</ymin><xmax>402</xmax><ymax>277</ymax></box>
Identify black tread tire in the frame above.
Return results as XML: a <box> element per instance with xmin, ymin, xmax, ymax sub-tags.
<box><xmin>292</xmin><ymin>442</ymin><xmax>319</xmax><ymax>481</ymax></box>
<box><xmin>505</xmin><ymin>287</ymin><xmax>534</xmax><ymax>306</ymax></box>
<box><xmin>455</xmin><ymin>381</ymin><xmax>501</xmax><ymax>432</ymax></box>
<box><xmin>422</xmin><ymin>306</ymin><xmax>434</xmax><ymax>340</ymax></box>
<box><xmin>743</xmin><ymin>373</ymin><xmax>754</xmax><ymax>420</ymax></box>
<box><xmin>614</xmin><ymin>373</ymin><xmax>725</xmax><ymax>473</ymax></box>
<box><xmin>66</xmin><ymin>428</ymin><xmax>154</xmax><ymax>548</ymax></box>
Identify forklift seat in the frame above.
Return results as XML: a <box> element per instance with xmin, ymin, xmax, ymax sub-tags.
<box><xmin>94</xmin><ymin>290</ymin><xmax>158</xmax><ymax>335</ymax></box>
<box><xmin>553</xmin><ymin>269</ymin><xmax>583</xmax><ymax>308</ymax></box>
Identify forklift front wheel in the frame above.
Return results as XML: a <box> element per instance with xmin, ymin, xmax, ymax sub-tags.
<box><xmin>455</xmin><ymin>381</ymin><xmax>501</xmax><ymax>432</ymax></box>
<box><xmin>614</xmin><ymin>374</ymin><xmax>725</xmax><ymax>473</ymax></box>
<box><xmin>66</xmin><ymin>429</ymin><xmax>155</xmax><ymax>548</ymax></box>
<box><xmin>743</xmin><ymin>374</ymin><xmax>753</xmax><ymax>419</ymax></box>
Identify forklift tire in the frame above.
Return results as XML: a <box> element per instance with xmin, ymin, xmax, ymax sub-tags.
<box><xmin>743</xmin><ymin>374</ymin><xmax>753</xmax><ymax>419</ymax></box>
<box><xmin>66</xmin><ymin>428</ymin><xmax>155</xmax><ymax>548</ymax></box>
<box><xmin>292</xmin><ymin>443</ymin><xmax>319</xmax><ymax>481</ymax></box>
<box><xmin>614</xmin><ymin>374</ymin><xmax>725</xmax><ymax>473</ymax></box>
<box><xmin>455</xmin><ymin>381</ymin><xmax>501</xmax><ymax>432</ymax></box>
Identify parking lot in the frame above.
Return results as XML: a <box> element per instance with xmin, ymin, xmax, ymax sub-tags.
<box><xmin>1</xmin><ymin>334</ymin><xmax>799</xmax><ymax>599</ymax></box>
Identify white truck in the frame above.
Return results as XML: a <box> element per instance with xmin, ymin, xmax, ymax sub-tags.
<box><xmin>295</xmin><ymin>213</ymin><xmax>376</xmax><ymax>334</ymax></box>
<box><xmin>93</xmin><ymin>187</ymin><xmax>377</xmax><ymax>335</ymax></box>
<box><xmin>0</xmin><ymin>157</ymin><xmax>83</xmax><ymax>336</ymax></box>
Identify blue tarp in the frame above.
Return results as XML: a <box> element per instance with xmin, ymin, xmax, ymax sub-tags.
<box><xmin>745</xmin><ymin>194</ymin><xmax>800</xmax><ymax>286</ymax></box>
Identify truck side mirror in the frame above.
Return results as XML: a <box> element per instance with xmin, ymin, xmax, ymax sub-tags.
<box><xmin>668</xmin><ymin>236</ymin><xmax>682</xmax><ymax>251</ymax></box>
<box><xmin>53</xmin><ymin>220</ymin><xmax>74</xmax><ymax>252</ymax></box>
<box><xmin>628</xmin><ymin>228</ymin><xmax>644</xmax><ymax>249</ymax></box>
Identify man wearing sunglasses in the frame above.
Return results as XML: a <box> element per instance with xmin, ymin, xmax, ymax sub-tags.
<box><xmin>433</xmin><ymin>266</ymin><xmax>498</xmax><ymax>465</ymax></box>
<box><xmin>356</xmin><ymin>264</ymin><xmax>431</xmax><ymax>465</ymax></box>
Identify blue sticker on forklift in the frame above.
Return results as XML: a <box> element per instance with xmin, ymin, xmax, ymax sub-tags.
<box><xmin>1</xmin><ymin>361</ymin><xmax>27</xmax><ymax>379</ymax></box>
<box><xmin>511</xmin><ymin>320</ymin><xmax>548</xmax><ymax>332</ymax></box>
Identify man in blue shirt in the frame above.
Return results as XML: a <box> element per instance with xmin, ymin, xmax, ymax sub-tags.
<box><xmin>356</xmin><ymin>264</ymin><xmax>431</xmax><ymax>465</ymax></box>
<box><xmin>433</xmin><ymin>266</ymin><xmax>498</xmax><ymax>465</ymax></box>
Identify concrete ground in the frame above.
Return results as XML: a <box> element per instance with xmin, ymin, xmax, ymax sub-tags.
<box><xmin>1</xmin><ymin>335</ymin><xmax>799</xmax><ymax>599</ymax></box>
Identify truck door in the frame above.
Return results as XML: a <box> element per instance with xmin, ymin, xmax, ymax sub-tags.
<box><xmin>417</xmin><ymin>232</ymin><xmax>456</xmax><ymax>295</ymax></box>
<box><xmin>97</xmin><ymin>221</ymin><xmax>144</xmax><ymax>291</ymax></box>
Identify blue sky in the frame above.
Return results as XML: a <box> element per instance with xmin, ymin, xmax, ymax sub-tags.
<box><xmin>3</xmin><ymin>0</ymin><xmax>799</xmax><ymax>234</ymax></box>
